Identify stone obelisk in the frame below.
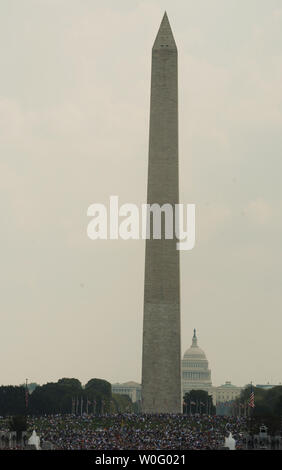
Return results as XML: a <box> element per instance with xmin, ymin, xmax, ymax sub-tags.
<box><xmin>141</xmin><ymin>13</ymin><xmax>181</xmax><ymax>413</ymax></box>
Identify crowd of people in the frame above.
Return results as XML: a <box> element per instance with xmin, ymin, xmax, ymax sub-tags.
<box><xmin>17</xmin><ymin>413</ymin><xmax>248</xmax><ymax>450</ymax></box>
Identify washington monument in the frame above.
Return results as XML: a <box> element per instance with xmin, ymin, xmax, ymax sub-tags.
<box><xmin>141</xmin><ymin>13</ymin><xmax>181</xmax><ymax>413</ymax></box>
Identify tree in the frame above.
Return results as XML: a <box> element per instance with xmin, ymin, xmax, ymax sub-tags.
<box><xmin>0</xmin><ymin>386</ymin><xmax>26</xmax><ymax>416</ymax></box>
<box><xmin>29</xmin><ymin>379</ymin><xmax>83</xmax><ymax>415</ymax></box>
<box><xmin>112</xmin><ymin>393</ymin><xmax>134</xmax><ymax>413</ymax></box>
<box><xmin>235</xmin><ymin>385</ymin><xmax>282</xmax><ymax>434</ymax></box>
<box><xmin>84</xmin><ymin>379</ymin><xmax>112</xmax><ymax>414</ymax></box>
<box><xmin>57</xmin><ymin>378</ymin><xmax>82</xmax><ymax>392</ymax></box>
<box><xmin>183</xmin><ymin>390</ymin><xmax>215</xmax><ymax>415</ymax></box>
<box><xmin>0</xmin><ymin>377</ymin><xmax>114</xmax><ymax>416</ymax></box>
<box><xmin>9</xmin><ymin>415</ymin><xmax>27</xmax><ymax>440</ymax></box>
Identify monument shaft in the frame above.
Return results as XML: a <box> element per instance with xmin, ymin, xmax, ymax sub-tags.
<box><xmin>142</xmin><ymin>13</ymin><xmax>181</xmax><ymax>413</ymax></box>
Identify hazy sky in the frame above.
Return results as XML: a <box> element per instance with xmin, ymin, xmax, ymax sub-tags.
<box><xmin>1</xmin><ymin>0</ymin><xmax>282</xmax><ymax>388</ymax></box>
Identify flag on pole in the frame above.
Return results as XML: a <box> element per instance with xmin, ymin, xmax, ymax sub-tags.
<box><xmin>249</xmin><ymin>390</ymin><xmax>255</xmax><ymax>408</ymax></box>
<box><xmin>87</xmin><ymin>398</ymin><xmax>92</xmax><ymax>415</ymax></box>
<box><xmin>25</xmin><ymin>379</ymin><xmax>29</xmax><ymax>409</ymax></box>
<box><xmin>25</xmin><ymin>388</ymin><xmax>29</xmax><ymax>409</ymax></box>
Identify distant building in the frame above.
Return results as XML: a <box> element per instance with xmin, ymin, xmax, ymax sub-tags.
<box><xmin>181</xmin><ymin>330</ymin><xmax>242</xmax><ymax>407</ymax></box>
<box><xmin>111</xmin><ymin>381</ymin><xmax>141</xmax><ymax>403</ymax></box>
<box><xmin>182</xmin><ymin>329</ymin><xmax>213</xmax><ymax>398</ymax></box>
<box><xmin>215</xmin><ymin>381</ymin><xmax>242</xmax><ymax>403</ymax></box>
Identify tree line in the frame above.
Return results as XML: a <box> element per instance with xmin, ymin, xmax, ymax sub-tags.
<box><xmin>0</xmin><ymin>378</ymin><xmax>135</xmax><ymax>416</ymax></box>
<box><xmin>232</xmin><ymin>385</ymin><xmax>282</xmax><ymax>434</ymax></box>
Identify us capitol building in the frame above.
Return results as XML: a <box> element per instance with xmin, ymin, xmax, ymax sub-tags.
<box><xmin>182</xmin><ymin>329</ymin><xmax>212</xmax><ymax>395</ymax></box>
<box><xmin>182</xmin><ymin>329</ymin><xmax>242</xmax><ymax>404</ymax></box>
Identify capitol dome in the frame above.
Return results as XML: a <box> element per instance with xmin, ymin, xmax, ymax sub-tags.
<box><xmin>183</xmin><ymin>333</ymin><xmax>207</xmax><ymax>360</ymax></box>
<box><xmin>182</xmin><ymin>329</ymin><xmax>212</xmax><ymax>395</ymax></box>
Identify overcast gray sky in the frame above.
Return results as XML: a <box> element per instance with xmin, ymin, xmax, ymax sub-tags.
<box><xmin>1</xmin><ymin>0</ymin><xmax>282</xmax><ymax>388</ymax></box>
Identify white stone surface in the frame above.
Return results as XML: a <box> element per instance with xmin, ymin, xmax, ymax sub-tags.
<box><xmin>142</xmin><ymin>13</ymin><xmax>181</xmax><ymax>414</ymax></box>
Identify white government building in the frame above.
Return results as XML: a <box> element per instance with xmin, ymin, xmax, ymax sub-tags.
<box><xmin>112</xmin><ymin>330</ymin><xmax>243</xmax><ymax>406</ymax></box>
<box><xmin>182</xmin><ymin>329</ymin><xmax>212</xmax><ymax>395</ymax></box>
<box><xmin>181</xmin><ymin>329</ymin><xmax>242</xmax><ymax>404</ymax></box>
